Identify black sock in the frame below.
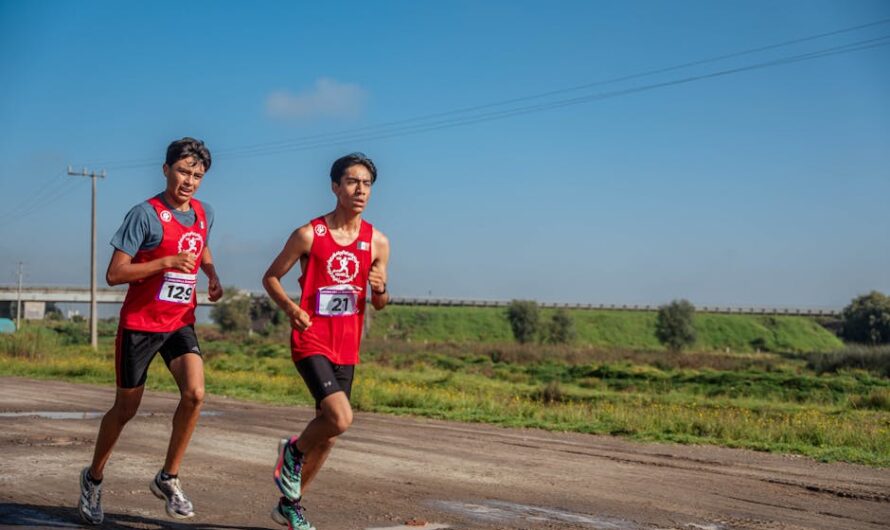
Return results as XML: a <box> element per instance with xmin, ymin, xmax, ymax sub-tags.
<box><xmin>87</xmin><ymin>470</ymin><xmax>102</xmax><ymax>485</ymax></box>
<box><xmin>290</xmin><ymin>440</ymin><xmax>304</xmax><ymax>459</ymax></box>
<box><xmin>160</xmin><ymin>470</ymin><xmax>177</xmax><ymax>481</ymax></box>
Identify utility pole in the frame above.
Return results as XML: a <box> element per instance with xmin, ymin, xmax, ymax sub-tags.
<box><xmin>15</xmin><ymin>262</ymin><xmax>23</xmax><ymax>331</ymax></box>
<box><xmin>68</xmin><ymin>166</ymin><xmax>106</xmax><ymax>349</ymax></box>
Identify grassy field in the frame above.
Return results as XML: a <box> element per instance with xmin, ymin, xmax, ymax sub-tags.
<box><xmin>2</xmin><ymin>318</ymin><xmax>888</xmax><ymax>467</ymax></box>
<box><xmin>370</xmin><ymin>305</ymin><xmax>844</xmax><ymax>352</ymax></box>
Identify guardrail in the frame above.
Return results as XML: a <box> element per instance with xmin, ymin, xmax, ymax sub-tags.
<box><xmin>387</xmin><ymin>297</ymin><xmax>840</xmax><ymax>316</ymax></box>
<box><xmin>0</xmin><ymin>286</ymin><xmax>840</xmax><ymax>316</ymax></box>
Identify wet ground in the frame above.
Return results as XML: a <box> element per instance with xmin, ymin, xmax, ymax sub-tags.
<box><xmin>1</xmin><ymin>377</ymin><xmax>887</xmax><ymax>529</ymax></box>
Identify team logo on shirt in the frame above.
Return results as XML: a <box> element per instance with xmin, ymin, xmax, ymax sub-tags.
<box><xmin>178</xmin><ymin>232</ymin><xmax>204</xmax><ymax>255</ymax></box>
<box><xmin>314</xmin><ymin>224</ymin><xmax>327</xmax><ymax>237</ymax></box>
<box><xmin>160</xmin><ymin>210</ymin><xmax>172</xmax><ymax>223</ymax></box>
<box><xmin>327</xmin><ymin>250</ymin><xmax>359</xmax><ymax>284</ymax></box>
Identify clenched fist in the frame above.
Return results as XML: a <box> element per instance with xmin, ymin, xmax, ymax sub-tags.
<box><xmin>165</xmin><ymin>252</ymin><xmax>197</xmax><ymax>273</ymax></box>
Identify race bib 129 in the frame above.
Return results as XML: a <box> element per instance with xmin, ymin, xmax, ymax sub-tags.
<box><xmin>158</xmin><ymin>272</ymin><xmax>197</xmax><ymax>304</ymax></box>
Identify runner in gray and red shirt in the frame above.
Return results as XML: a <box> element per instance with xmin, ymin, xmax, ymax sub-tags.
<box><xmin>78</xmin><ymin>137</ymin><xmax>223</xmax><ymax>525</ymax></box>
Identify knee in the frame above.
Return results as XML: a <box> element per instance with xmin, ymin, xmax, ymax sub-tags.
<box><xmin>111</xmin><ymin>401</ymin><xmax>140</xmax><ymax>424</ymax></box>
<box><xmin>181</xmin><ymin>387</ymin><xmax>205</xmax><ymax>409</ymax></box>
<box><xmin>326</xmin><ymin>408</ymin><xmax>353</xmax><ymax>436</ymax></box>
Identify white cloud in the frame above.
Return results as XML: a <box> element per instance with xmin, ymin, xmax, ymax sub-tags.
<box><xmin>265</xmin><ymin>78</ymin><xmax>367</xmax><ymax>121</ymax></box>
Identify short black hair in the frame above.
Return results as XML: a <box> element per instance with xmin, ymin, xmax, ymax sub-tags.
<box><xmin>330</xmin><ymin>152</ymin><xmax>376</xmax><ymax>184</ymax></box>
<box><xmin>165</xmin><ymin>137</ymin><xmax>212</xmax><ymax>170</ymax></box>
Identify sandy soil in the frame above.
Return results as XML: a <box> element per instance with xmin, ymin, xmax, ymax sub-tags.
<box><xmin>0</xmin><ymin>377</ymin><xmax>887</xmax><ymax>530</ymax></box>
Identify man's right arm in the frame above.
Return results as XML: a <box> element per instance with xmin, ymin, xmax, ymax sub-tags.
<box><xmin>106</xmin><ymin>250</ymin><xmax>196</xmax><ymax>286</ymax></box>
<box><xmin>106</xmin><ymin>204</ymin><xmax>196</xmax><ymax>285</ymax></box>
<box><xmin>262</xmin><ymin>224</ymin><xmax>314</xmax><ymax>331</ymax></box>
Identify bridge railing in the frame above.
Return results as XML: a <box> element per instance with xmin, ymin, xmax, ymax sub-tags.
<box><xmin>0</xmin><ymin>286</ymin><xmax>841</xmax><ymax>316</ymax></box>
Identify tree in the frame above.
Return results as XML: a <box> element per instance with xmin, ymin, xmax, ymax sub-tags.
<box><xmin>45</xmin><ymin>302</ymin><xmax>64</xmax><ymax>320</ymax></box>
<box><xmin>506</xmin><ymin>300</ymin><xmax>540</xmax><ymax>344</ymax></box>
<box><xmin>545</xmin><ymin>308</ymin><xmax>576</xmax><ymax>344</ymax></box>
<box><xmin>841</xmin><ymin>291</ymin><xmax>890</xmax><ymax>345</ymax></box>
<box><xmin>655</xmin><ymin>299</ymin><xmax>697</xmax><ymax>352</ymax></box>
<box><xmin>210</xmin><ymin>288</ymin><xmax>251</xmax><ymax>333</ymax></box>
<box><xmin>249</xmin><ymin>295</ymin><xmax>286</xmax><ymax>334</ymax></box>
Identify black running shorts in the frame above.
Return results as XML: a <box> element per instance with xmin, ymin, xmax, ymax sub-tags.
<box><xmin>115</xmin><ymin>324</ymin><xmax>202</xmax><ymax>388</ymax></box>
<box><xmin>295</xmin><ymin>355</ymin><xmax>355</xmax><ymax>408</ymax></box>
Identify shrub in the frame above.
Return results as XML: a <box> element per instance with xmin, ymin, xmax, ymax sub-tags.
<box><xmin>250</xmin><ymin>296</ymin><xmax>286</xmax><ymax>335</ymax></box>
<box><xmin>840</xmin><ymin>291</ymin><xmax>890</xmax><ymax>345</ymax></box>
<box><xmin>50</xmin><ymin>321</ymin><xmax>89</xmax><ymax>345</ymax></box>
<box><xmin>807</xmin><ymin>344</ymin><xmax>890</xmax><ymax>377</ymax></box>
<box><xmin>210</xmin><ymin>288</ymin><xmax>251</xmax><ymax>333</ymax></box>
<box><xmin>655</xmin><ymin>299</ymin><xmax>697</xmax><ymax>352</ymax></box>
<box><xmin>506</xmin><ymin>300</ymin><xmax>540</xmax><ymax>344</ymax></box>
<box><xmin>0</xmin><ymin>327</ymin><xmax>57</xmax><ymax>359</ymax></box>
<box><xmin>750</xmin><ymin>337</ymin><xmax>769</xmax><ymax>352</ymax></box>
<box><xmin>545</xmin><ymin>309</ymin><xmax>576</xmax><ymax>344</ymax></box>
<box><xmin>849</xmin><ymin>388</ymin><xmax>890</xmax><ymax>411</ymax></box>
<box><xmin>253</xmin><ymin>343</ymin><xmax>288</xmax><ymax>358</ymax></box>
<box><xmin>535</xmin><ymin>380</ymin><xmax>566</xmax><ymax>403</ymax></box>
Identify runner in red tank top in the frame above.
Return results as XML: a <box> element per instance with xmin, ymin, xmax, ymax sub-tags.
<box><xmin>77</xmin><ymin>138</ymin><xmax>223</xmax><ymax>525</ymax></box>
<box><xmin>263</xmin><ymin>153</ymin><xmax>390</xmax><ymax>529</ymax></box>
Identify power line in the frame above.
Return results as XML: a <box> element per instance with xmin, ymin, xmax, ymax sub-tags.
<box><xmin>185</xmin><ymin>34</ymin><xmax>890</xmax><ymax>160</ymax></box>
<box><xmin>78</xmin><ymin>19</ymin><xmax>890</xmax><ymax>170</ymax></box>
<box><xmin>0</xmin><ymin>172</ymin><xmax>81</xmax><ymax>226</ymax></box>
<box><xmin>210</xmin><ymin>16</ymin><xmax>890</xmax><ymax>158</ymax></box>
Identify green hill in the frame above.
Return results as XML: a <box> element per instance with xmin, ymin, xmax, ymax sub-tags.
<box><xmin>369</xmin><ymin>305</ymin><xmax>843</xmax><ymax>353</ymax></box>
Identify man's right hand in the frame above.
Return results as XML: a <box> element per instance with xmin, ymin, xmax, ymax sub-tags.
<box><xmin>288</xmin><ymin>306</ymin><xmax>312</xmax><ymax>332</ymax></box>
<box><xmin>287</xmin><ymin>304</ymin><xmax>312</xmax><ymax>331</ymax></box>
<box><xmin>165</xmin><ymin>252</ymin><xmax>197</xmax><ymax>273</ymax></box>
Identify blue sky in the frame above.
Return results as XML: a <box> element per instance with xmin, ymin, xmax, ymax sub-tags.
<box><xmin>1</xmin><ymin>0</ymin><xmax>888</xmax><ymax>309</ymax></box>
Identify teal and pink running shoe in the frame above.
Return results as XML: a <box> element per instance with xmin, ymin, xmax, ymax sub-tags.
<box><xmin>271</xmin><ymin>496</ymin><xmax>315</xmax><ymax>530</ymax></box>
<box><xmin>274</xmin><ymin>436</ymin><xmax>303</xmax><ymax>501</ymax></box>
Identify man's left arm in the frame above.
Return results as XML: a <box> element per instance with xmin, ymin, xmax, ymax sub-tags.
<box><xmin>201</xmin><ymin>246</ymin><xmax>223</xmax><ymax>302</ymax></box>
<box><xmin>369</xmin><ymin>229</ymin><xmax>390</xmax><ymax>310</ymax></box>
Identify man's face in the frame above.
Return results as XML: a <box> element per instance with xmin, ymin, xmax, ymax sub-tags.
<box><xmin>163</xmin><ymin>156</ymin><xmax>205</xmax><ymax>204</ymax></box>
<box><xmin>332</xmin><ymin>164</ymin><xmax>373</xmax><ymax>214</ymax></box>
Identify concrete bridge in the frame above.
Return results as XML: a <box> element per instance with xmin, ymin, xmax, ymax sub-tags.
<box><xmin>0</xmin><ymin>285</ymin><xmax>840</xmax><ymax>316</ymax></box>
<box><xmin>0</xmin><ymin>285</ymin><xmax>214</xmax><ymax>306</ymax></box>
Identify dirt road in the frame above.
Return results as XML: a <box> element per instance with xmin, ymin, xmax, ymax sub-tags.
<box><xmin>0</xmin><ymin>377</ymin><xmax>887</xmax><ymax>530</ymax></box>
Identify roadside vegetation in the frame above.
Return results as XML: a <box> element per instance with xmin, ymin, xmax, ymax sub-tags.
<box><xmin>371</xmin><ymin>304</ymin><xmax>843</xmax><ymax>352</ymax></box>
<box><xmin>3</xmin><ymin>301</ymin><xmax>889</xmax><ymax>467</ymax></box>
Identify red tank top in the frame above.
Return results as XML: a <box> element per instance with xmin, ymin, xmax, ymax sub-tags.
<box><xmin>119</xmin><ymin>197</ymin><xmax>208</xmax><ymax>332</ymax></box>
<box><xmin>291</xmin><ymin>216</ymin><xmax>374</xmax><ymax>365</ymax></box>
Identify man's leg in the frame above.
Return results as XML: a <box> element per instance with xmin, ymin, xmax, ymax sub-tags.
<box><xmin>272</xmin><ymin>392</ymin><xmax>350</xmax><ymax>529</ymax></box>
<box><xmin>149</xmin><ymin>349</ymin><xmax>203</xmax><ymax>520</ymax></box>
<box><xmin>80</xmin><ymin>327</ymin><xmax>160</xmax><ymax>524</ymax></box>
<box><xmin>299</xmin><ymin>394</ymin><xmax>353</xmax><ymax>493</ymax></box>
<box><xmin>163</xmin><ymin>352</ymin><xmax>205</xmax><ymax>475</ymax></box>
<box><xmin>89</xmin><ymin>386</ymin><xmax>145</xmax><ymax>479</ymax></box>
<box><xmin>275</xmin><ymin>390</ymin><xmax>352</xmax><ymax>501</ymax></box>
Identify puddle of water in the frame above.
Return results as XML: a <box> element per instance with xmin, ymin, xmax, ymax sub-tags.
<box><xmin>430</xmin><ymin>500</ymin><xmax>640</xmax><ymax>529</ymax></box>
<box><xmin>0</xmin><ymin>410</ymin><xmax>222</xmax><ymax>420</ymax></box>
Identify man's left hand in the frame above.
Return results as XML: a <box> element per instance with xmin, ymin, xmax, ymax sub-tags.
<box><xmin>208</xmin><ymin>277</ymin><xmax>223</xmax><ymax>302</ymax></box>
<box><xmin>369</xmin><ymin>262</ymin><xmax>387</xmax><ymax>295</ymax></box>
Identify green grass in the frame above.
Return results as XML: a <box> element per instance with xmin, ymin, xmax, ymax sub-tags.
<box><xmin>369</xmin><ymin>306</ymin><xmax>514</xmax><ymax>342</ymax></box>
<box><xmin>1</xmin><ymin>321</ymin><xmax>887</xmax><ymax>467</ymax></box>
<box><xmin>370</xmin><ymin>306</ymin><xmax>844</xmax><ymax>353</ymax></box>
